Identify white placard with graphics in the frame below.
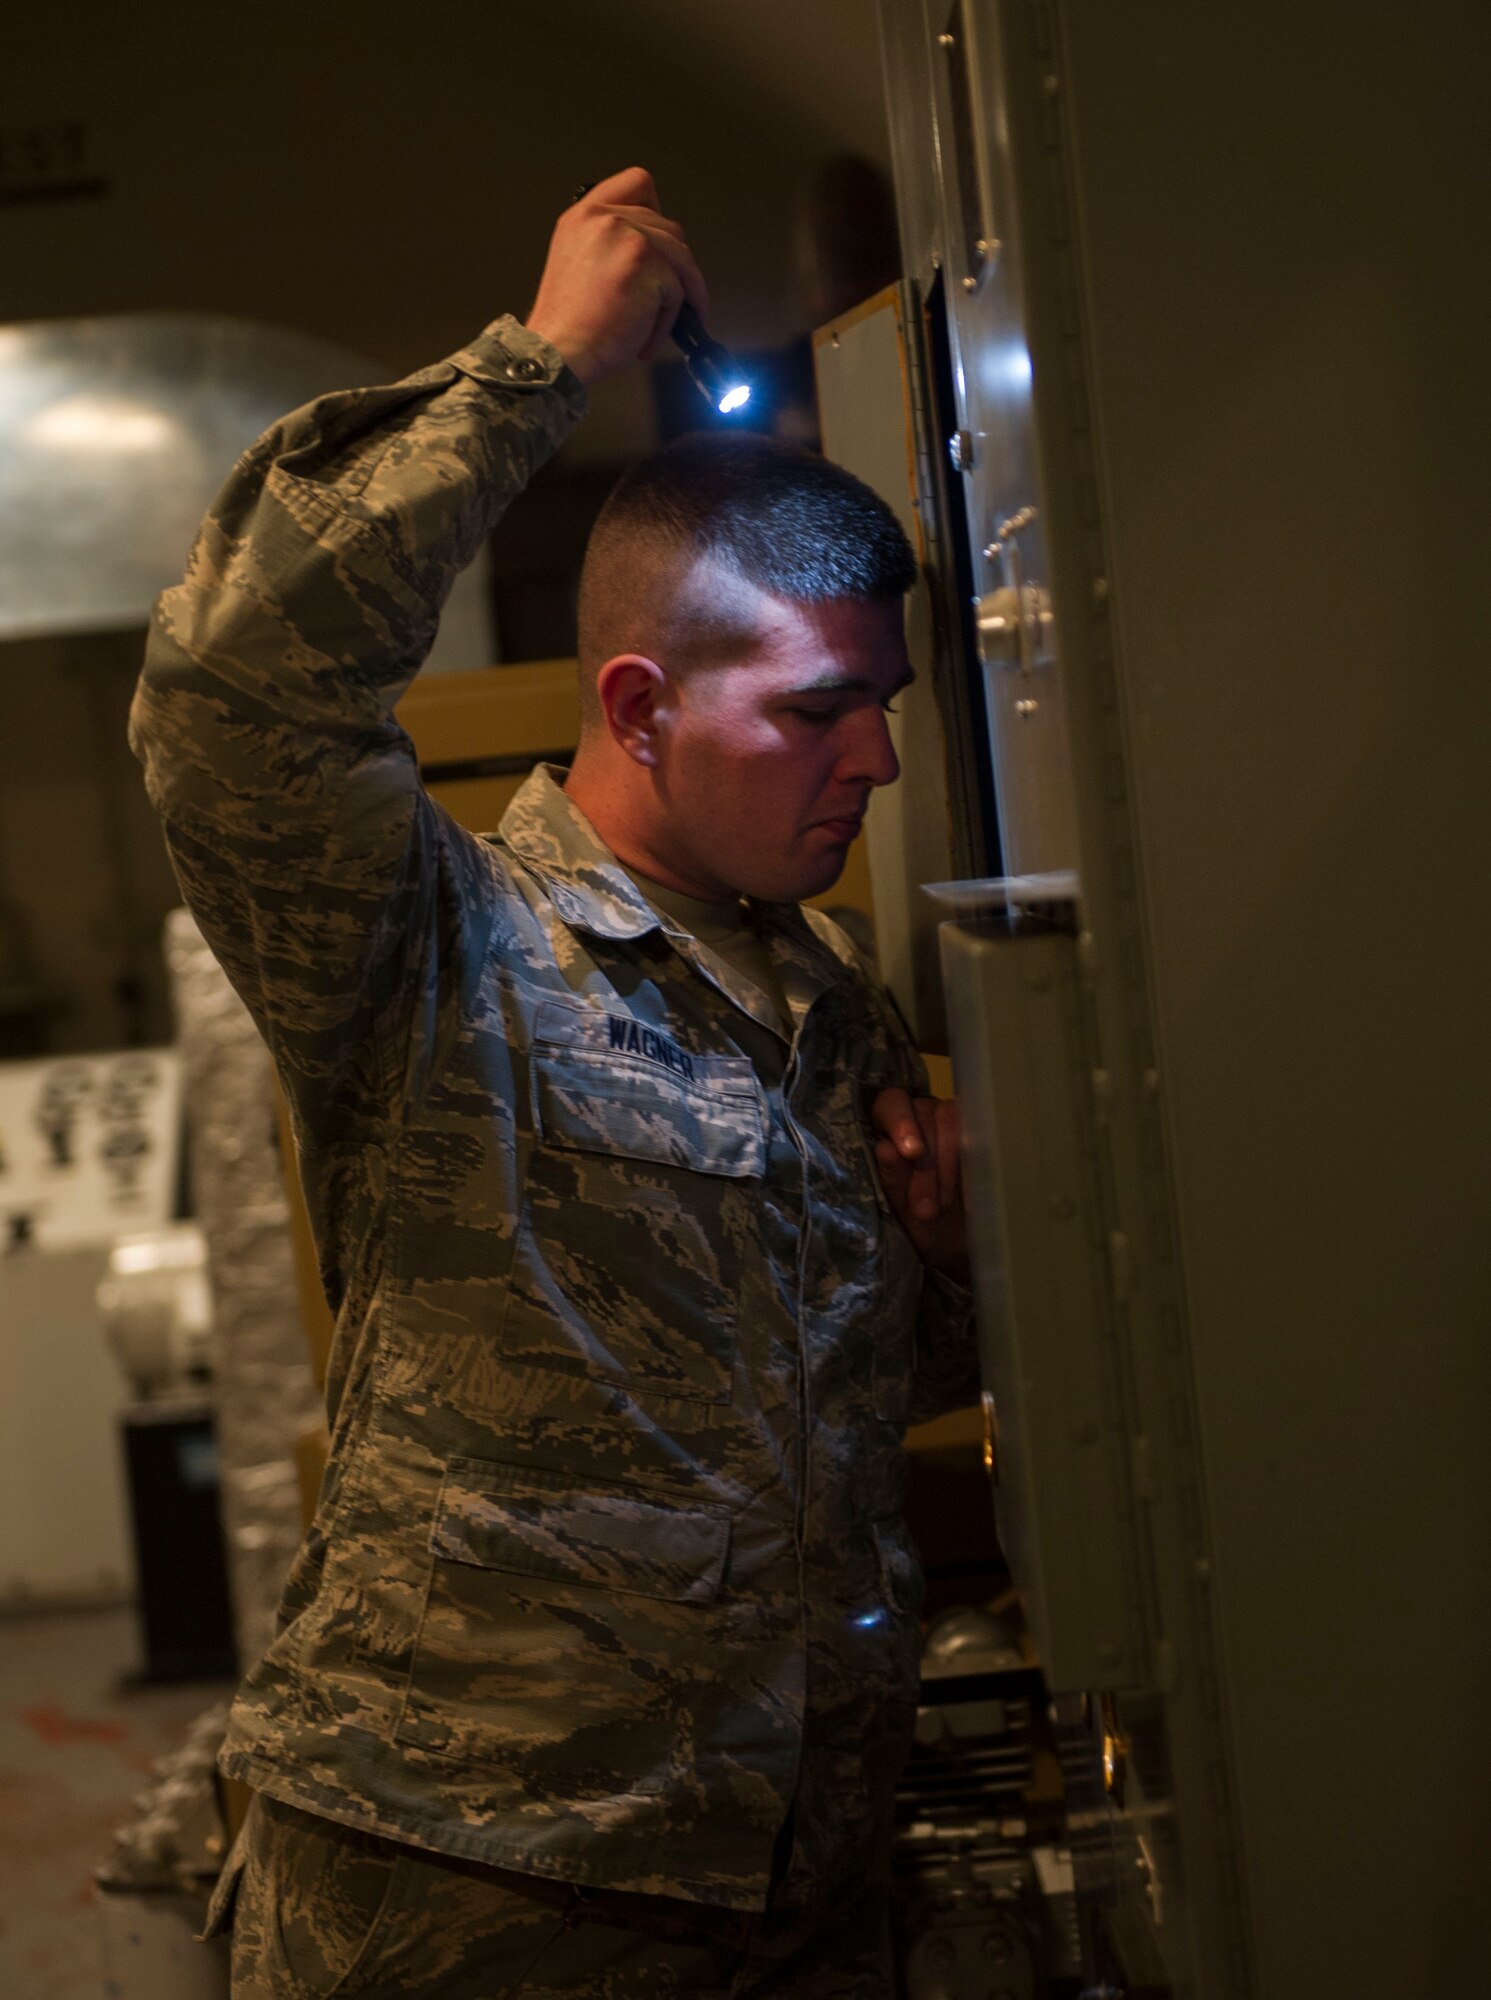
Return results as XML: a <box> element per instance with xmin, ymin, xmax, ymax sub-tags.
<box><xmin>0</xmin><ymin>1048</ymin><xmax>181</xmax><ymax>1252</ymax></box>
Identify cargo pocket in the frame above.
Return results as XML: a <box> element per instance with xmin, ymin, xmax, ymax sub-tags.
<box><xmin>197</xmin><ymin>1842</ymin><xmax>246</xmax><ymax>1942</ymax></box>
<box><xmin>396</xmin><ymin>1457</ymin><xmax>732</xmax><ymax>1799</ymax></box>
<box><xmin>499</xmin><ymin>1009</ymin><xmax>766</xmax><ymax>1405</ymax></box>
<box><xmin>217</xmin><ymin>1795</ymin><xmax>406</xmax><ymax>1998</ymax></box>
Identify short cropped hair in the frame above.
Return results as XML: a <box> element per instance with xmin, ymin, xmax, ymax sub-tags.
<box><xmin>575</xmin><ymin>432</ymin><xmax>917</xmax><ymax>732</ymax></box>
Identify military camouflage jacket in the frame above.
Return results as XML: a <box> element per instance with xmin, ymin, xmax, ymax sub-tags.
<box><xmin>131</xmin><ymin>316</ymin><xmax>977</xmax><ymax>1912</ymax></box>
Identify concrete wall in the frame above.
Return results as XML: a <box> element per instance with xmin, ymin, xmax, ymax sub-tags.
<box><xmin>2</xmin><ymin>0</ymin><xmax>890</xmax><ymax>459</ymax></box>
<box><xmin>0</xmin><ymin>0</ymin><xmax>892</xmax><ymax>1056</ymax></box>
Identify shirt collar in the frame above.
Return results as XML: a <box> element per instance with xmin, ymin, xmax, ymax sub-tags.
<box><xmin>498</xmin><ymin>764</ymin><xmax>663</xmax><ymax>940</ymax></box>
<box><xmin>498</xmin><ymin>764</ymin><xmax>855</xmax><ymax>1008</ymax></box>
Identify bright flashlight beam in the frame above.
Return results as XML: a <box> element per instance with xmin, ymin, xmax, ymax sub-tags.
<box><xmin>718</xmin><ymin>384</ymin><xmax>751</xmax><ymax>415</ymax></box>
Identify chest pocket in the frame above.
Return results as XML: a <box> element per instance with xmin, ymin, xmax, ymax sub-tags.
<box><xmin>498</xmin><ymin>1007</ymin><xmax>765</xmax><ymax>1406</ymax></box>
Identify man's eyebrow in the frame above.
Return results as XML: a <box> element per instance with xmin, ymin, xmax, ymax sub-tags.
<box><xmin>782</xmin><ymin>667</ymin><xmax>917</xmax><ymax>698</ymax></box>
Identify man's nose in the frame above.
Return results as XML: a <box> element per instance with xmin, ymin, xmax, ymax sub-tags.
<box><xmin>839</xmin><ymin>707</ymin><xmax>901</xmax><ymax>789</ymax></box>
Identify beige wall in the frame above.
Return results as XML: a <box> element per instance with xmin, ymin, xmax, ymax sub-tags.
<box><xmin>0</xmin><ymin>631</ymin><xmax>179</xmax><ymax>1055</ymax></box>
<box><xmin>0</xmin><ymin>2</ymin><xmax>892</xmax><ymax>1056</ymax></box>
<box><xmin>2</xmin><ymin>0</ymin><xmax>888</xmax><ymax>424</ymax></box>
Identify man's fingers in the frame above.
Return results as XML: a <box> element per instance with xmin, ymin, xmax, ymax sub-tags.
<box><xmin>907</xmin><ymin>1098</ymin><xmax>941</xmax><ymax>1221</ymax></box>
<box><xmin>870</xmin><ymin>1088</ymin><xmax>970</xmax><ymax>1281</ymax></box>
<box><xmin>526</xmin><ymin>172</ymin><xmax>711</xmax><ymax>387</ymax></box>
<box><xmin>871</xmin><ymin>1086</ymin><xmax>924</xmax><ymax>1160</ymax></box>
<box><xmin>934</xmin><ymin>1098</ymin><xmax>962</xmax><ymax>1214</ymax></box>
<box><xmin>585</xmin><ymin>210</ymin><xmax>710</xmax><ymax>330</ymax></box>
<box><xmin>628</xmin><ymin>220</ymin><xmax>710</xmax><ymax>324</ymax></box>
<box><xmin>637</xmin><ymin>274</ymin><xmax>686</xmax><ymax>363</ymax></box>
<box><xmin>601</xmin><ymin>206</ymin><xmax>686</xmax><ymax>244</ymax></box>
<box><xmin>577</xmin><ymin>166</ymin><xmax>660</xmax><ymax>212</ymax></box>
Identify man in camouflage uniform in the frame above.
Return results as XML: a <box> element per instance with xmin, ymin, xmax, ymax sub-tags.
<box><xmin>133</xmin><ymin>169</ymin><xmax>975</xmax><ymax>1996</ymax></box>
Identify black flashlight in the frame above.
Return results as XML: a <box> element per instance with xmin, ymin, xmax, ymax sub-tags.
<box><xmin>570</xmin><ymin>183</ymin><xmax>752</xmax><ymax>417</ymax></box>
<box><xmin>670</xmin><ymin>303</ymin><xmax>752</xmax><ymax>416</ymax></box>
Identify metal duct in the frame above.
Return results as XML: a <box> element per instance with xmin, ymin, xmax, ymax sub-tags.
<box><xmin>0</xmin><ymin>313</ymin><xmax>493</xmax><ymax>665</ymax></box>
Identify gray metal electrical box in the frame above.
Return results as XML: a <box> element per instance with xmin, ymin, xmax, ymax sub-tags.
<box><xmin>876</xmin><ymin>1</ymin><xmax>1491</xmax><ymax>1994</ymax></box>
<box><xmin>940</xmin><ymin>917</ymin><xmax>1144</xmax><ymax>1692</ymax></box>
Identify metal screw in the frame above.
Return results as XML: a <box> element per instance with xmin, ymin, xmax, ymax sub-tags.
<box><xmin>938</xmin><ymin>30</ymin><xmax>955</xmax><ymax>45</ymax></box>
<box><xmin>1015</xmin><ymin>697</ymin><xmax>1038</xmax><ymax>716</ymax></box>
<box><xmin>961</xmin><ymin>274</ymin><xmax>978</xmax><ymax>291</ymax></box>
<box><xmin>947</xmin><ymin>429</ymin><xmax>974</xmax><ymax>473</ymax></box>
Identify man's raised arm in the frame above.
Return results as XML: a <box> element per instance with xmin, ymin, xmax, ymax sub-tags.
<box><xmin>130</xmin><ymin>170</ymin><xmax>705</xmax><ymax>1123</ymax></box>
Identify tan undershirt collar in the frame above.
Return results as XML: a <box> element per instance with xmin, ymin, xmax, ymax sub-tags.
<box><xmin>627</xmin><ymin>867</ymin><xmax>790</xmax><ymax>1030</ymax></box>
<box><xmin>627</xmin><ymin>868</ymin><xmax>745</xmax><ymax>944</ymax></box>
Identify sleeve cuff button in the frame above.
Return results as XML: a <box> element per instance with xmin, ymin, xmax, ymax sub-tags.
<box><xmin>503</xmin><ymin>356</ymin><xmax>547</xmax><ymax>383</ymax></box>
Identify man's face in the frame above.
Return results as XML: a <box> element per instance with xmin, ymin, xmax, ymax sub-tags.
<box><xmin>650</xmin><ymin>582</ymin><xmax>912</xmax><ymax>903</ymax></box>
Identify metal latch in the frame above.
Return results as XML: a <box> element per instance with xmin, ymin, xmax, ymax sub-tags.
<box><xmin>976</xmin><ymin>582</ymin><xmax>1056</xmax><ymax>680</ymax></box>
<box><xmin>976</xmin><ymin>503</ymin><xmax>1055</xmax><ymax>690</ymax></box>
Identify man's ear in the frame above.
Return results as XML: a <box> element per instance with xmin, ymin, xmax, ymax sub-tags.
<box><xmin>596</xmin><ymin>654</ymin><xmax>670</xmax><ymax>767</ymax></box>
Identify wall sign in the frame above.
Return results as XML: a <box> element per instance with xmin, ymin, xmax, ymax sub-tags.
<box><xmin>0</xmin><ymin>1049</ymin><xmax>181</xmax><ymax>1251</ymax></box>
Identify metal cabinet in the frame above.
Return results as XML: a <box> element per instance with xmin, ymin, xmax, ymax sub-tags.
<box><xmin>871</xmin><ymin>2</ymin><xmax>1491</xmax><ymax>1994</ymax></box>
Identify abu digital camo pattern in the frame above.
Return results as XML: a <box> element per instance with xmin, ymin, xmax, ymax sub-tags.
<box><xmin>131</xmin><ymin>316</ymin><xmax>977</xmax><ymax>1914</ymax></box>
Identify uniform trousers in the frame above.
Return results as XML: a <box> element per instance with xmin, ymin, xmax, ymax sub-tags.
<box><xmin>212</xmin><ymin>1794</ymin><xmax>895</xmax><ymax>1999</ymax></box>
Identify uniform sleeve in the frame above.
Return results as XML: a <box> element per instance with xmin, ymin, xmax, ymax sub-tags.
<box><xmin>130</xmin><ymin>318</ymin><xmax>585</xmax><ymax>1156</ymax></box>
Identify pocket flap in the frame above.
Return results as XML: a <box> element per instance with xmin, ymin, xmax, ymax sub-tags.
<box><xmin>432</xmin><ymin>1458</ymin><xmax>730</xmax><ymax>1604</ymax></box>
<box><xmin>532</xmin><ymin>1046</ymin><xmax>765</xmax><ymax>1178</ymax></box>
